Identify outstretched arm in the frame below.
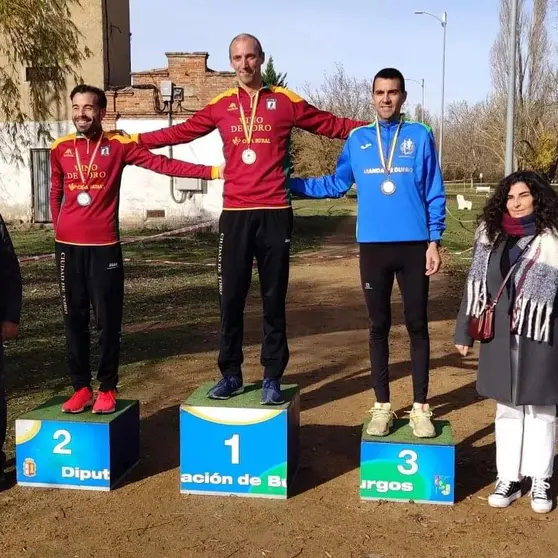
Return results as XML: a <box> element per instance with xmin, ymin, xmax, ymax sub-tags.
<box><xmin>289</xmin><ymin>140</ymin><xmax>354</xmax><ymax>199</ymax></box>
<box><xmin>131</xmin><ymin>104</ymin><xmax>216</xmax><ymax>149</ymax></box>
<box><xmin>124</xmin><ymin>140</ymin><xmax>220</xmax><ymax>180</ymax></box>
<box><xmin>293</xmin><ymin>95</ymin><xmax>368</xmax><ymax>139</ymax></box>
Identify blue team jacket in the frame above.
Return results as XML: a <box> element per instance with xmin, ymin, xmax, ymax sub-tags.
<box><xmin>289</xmin><ymin>118</ymin><xmax>446</xmax><ymax>243</ymax></box>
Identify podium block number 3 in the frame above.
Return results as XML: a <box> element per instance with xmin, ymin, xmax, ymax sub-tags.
<box><xmin>53</xmin><ymin>429</ymin><xmax>72</xmax><ymax>455</ymax></box>
<box><xmin>397</xmin><ymin>449</ymin><xmax>418</xmax><ymax>475</ymax></box>
<box><xmin>224</xmin><ymin>434</ymin><xmax>240</xmax><ymax>465</ymax></box>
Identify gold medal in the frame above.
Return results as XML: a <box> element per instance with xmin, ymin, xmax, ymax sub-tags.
<box><xmin>238</xmin><ymin>89</ymin><xmax>260</xmax><ymax>165</ymax></box>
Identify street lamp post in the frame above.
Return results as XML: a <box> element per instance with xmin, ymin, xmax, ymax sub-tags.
<box><xmin>414</xmin><ymin>10</ymin><xmax>447</xmax><ymax>169</ymax></box>
<box><xmin>505</xmin><ymin>0</ymin><xmax>519</xmax><ymax>175</ymax></box>
<box><xmin>408</xmin><ymin>78</ymin><xmax>425</xmax><ymax>122</ymax></box>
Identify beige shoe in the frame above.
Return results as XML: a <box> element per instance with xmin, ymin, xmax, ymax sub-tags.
<box><xmin>366</xmin><ymin>402</ymin><xmax>394</xmax><ymax>436</ymax></box>
<box><xmin>409</xmin><ymin>402</ymin><xmax>436</xmax><ymax>438</ymax></box>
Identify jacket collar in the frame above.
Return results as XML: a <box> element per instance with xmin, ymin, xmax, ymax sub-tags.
<box><xmin>377</xmin><ymin>113</ymin><xmax>406</xmax><ymax>129</ymax></box>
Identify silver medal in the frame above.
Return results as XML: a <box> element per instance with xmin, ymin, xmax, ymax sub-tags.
<box><xmin>77</xmin><ymin>192</ymin><xmax>92</xmax><ymax>206</ymax></box>
<box><xmin>241</xmin><ymin>148</ymin><xmax>257</xmax><ymax>165</ymax></box>
<box><xmin>381</xmin><ymin>179</ymin><xmax>396</xmax><ymax>195</ymax></box>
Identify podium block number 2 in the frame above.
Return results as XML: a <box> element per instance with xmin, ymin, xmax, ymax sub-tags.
<box><xmin>53</xmin><ymin>429</ymin><xmax>72</xmax><ymax>455</ymax></box>
<box><xmin>224</xmin><ymin>434</ymin><xmax>240</xmax><ymax>465</ymax></box>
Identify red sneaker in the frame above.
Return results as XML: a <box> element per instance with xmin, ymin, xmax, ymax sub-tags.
<box><xmin>92</xmin><ymin>390</ymin><xmax>117</xmax><ymax>414</ymax></box>
<box><xmin>61</xmin><ymin>387</ymin><xmax>94</xmax><ymax>413</ymax></box>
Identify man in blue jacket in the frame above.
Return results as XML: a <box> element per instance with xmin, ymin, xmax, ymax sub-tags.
<box><xmin>289</xmin><ymin>68</ymin><xmax>445</xmax><ymax>438</ymax></box>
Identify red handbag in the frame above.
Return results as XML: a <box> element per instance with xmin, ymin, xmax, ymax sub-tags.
<box><xmin>468</xmin><ymin>299</ymin><xmax>498</xmax><ymax>342</ymax></box>
<box><xmin>468</xmin><ymin>238</ymin><xmax>535</xmax><ymax>342</ymax></box>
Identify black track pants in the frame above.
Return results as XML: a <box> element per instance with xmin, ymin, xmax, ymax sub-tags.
<box><xmin>217</xmin><ymin>208</ymin><xmax>293</xmax><ymax>380</ymax></box>
<box><xmin>55</xmin><ymin>242</ymin><xmax>124</xmax><ymax>392</ymax></box>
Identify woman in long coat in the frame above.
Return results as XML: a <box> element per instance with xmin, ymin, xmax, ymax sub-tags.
<box><xmin>454</xmin><ymin>170</ymin><xmax>558</xmax><ymax>514</ymax></box>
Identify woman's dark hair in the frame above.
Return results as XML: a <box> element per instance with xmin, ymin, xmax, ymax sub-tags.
<box><xmin>480</xmin><ymin>170</ymin><xmax>558</xmax><ymax>242</ymax></box>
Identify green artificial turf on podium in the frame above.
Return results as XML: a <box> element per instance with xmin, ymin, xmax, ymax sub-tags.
<box><xmin>19</xmin><ymin>396</ymin><xmax>137</xmax><ymax>423</ymax></box>
<box><xmin>184</xmin><ymin>382</ymin><xmax>298</xmax><ymax>409</ymax></box>
<box><xmin>361</xmin><ymin>418</ymin><xmax>454</xmax><ymax>445</ymax></box>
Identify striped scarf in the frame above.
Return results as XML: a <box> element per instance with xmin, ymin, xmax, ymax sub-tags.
<box><xmin>465</xmin><ymin>222</ymin><xmax>558</xmax><ymax>343</ymax></box>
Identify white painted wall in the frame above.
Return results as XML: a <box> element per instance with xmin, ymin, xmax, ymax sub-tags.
<box><xmin>0</xmin><ymin>121</ymin><xmax>73</xmax><ymax>222</ymax></box>
<box><xmin>118</xmin><ymin>119</ymin><xmax>224</xmax><ymax>228</ymax></box>
<box><xmin>0</xmin><ymin>119</ymin><xmax>225</xmax><ymax>227</ymax></box>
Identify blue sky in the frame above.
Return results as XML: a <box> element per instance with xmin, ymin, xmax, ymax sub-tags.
<box><xmin>129</xmin><ymin>0</ymin><xmax>502</xmax><ymax>116</ymax></box>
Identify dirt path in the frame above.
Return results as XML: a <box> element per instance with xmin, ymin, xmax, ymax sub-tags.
<box><xmin>1</xmin><ymin>219</ymin><xmax>558</xmax><ymax>558</ymax></box>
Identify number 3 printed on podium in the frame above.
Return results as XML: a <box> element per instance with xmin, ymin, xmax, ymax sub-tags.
<box><xmin>53</xmin><ymin>429</ymin><xmax>72</xmax><ymax>455</ymax></box>
<box><xmin>397</xmin><ymin>449</ymin><xmax>418</xmax><ymax>475</ymax></box>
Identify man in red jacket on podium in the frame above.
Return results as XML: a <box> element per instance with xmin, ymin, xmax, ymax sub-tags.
<box><xmin>132</xmin><ymin>34</ymin><xmax>368</xmax><ymax>404</ymax></box>
<box><xmin>50</xmin><ymin>84</ymin><xmax>221</xmax><ymax>415</ymax></box>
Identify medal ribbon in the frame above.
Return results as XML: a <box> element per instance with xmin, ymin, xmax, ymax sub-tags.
<box><xmin>74</xmin><ymin>132</ymin><xmax>104</xmax><ymax>185</ymax></box>
<box><xmin>238</xmin><ymin>89</ymin><xmax>261</xmax><ymax>148</ymax></box>
<box><xmin>375</xmin><ymin>117</ymin><xmax>403</xmax><ymax>176</ymax></box>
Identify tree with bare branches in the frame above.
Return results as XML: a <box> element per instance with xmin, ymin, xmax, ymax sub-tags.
<box><xmin>490</xmin><ymin>0</ymin><xmax>556</xmax><ymax>175</ymax></box>
<box><xmin>291</xmin><ymin>63</ymin><xmax>373</xmax><ymax>177</ymax></box>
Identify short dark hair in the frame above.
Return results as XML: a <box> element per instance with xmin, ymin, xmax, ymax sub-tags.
<box><xmin>481</xmin><ymin>170</ymin><xmax>558</xmax><ymax>242</ymax></box>
<box><xmin>228</xmin><ymin>33</ymin><xmax>264</xmax><ymax>59</ymax></box>
<box><xmin>373</xmin><ymin>68</ymin><xmax>406</xmax><ymax>93</ymax></box>
<box><xmin>70</xmin><ymin>84</ymin><xmax>107</xmax><ymax>110</ymax></box>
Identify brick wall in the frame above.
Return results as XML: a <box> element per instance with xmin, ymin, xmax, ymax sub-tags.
<box><xmin>104</xmin><ymin>52</ymin><xmax>236</xmax><ymax>129</ymax></box>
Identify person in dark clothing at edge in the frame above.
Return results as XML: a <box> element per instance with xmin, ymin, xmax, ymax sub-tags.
<box><xmin>289</xmin><ymin>68</ymin><xmax>445</xmax><ymax>437</ymax></box>
<box><xmin>130</xmin><ymin>33</ymin><xmax>368</xmax><ymax>404</ymax></box>
<box><xmin>50</xmin><ymin>84</ymin><xmax>222</xmax><ymax>415</ymax></box>
<box><xmin>0</xmin><ymin>213</ymin><xmax>22</xmax><ymax>488</ymax></box>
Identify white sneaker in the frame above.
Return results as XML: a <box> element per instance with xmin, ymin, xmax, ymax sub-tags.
<box><xmin>408</xmin><ymin>403</ymin><xmax>436</xmax><ymax>438</ymax></box>
<box><xmin>488</xmin><ymin>479</ymin><xmax>522</xmax><ymax>508</ymax></box>
<box><xmin>366</xmin><ymin>402</ymin><xmax>394</xmax><ymax>436</ymax></box>
<box><xmin>530</xmin><ymin>478</ymin><xmax>553</xmax><ymax>514</ymax></box>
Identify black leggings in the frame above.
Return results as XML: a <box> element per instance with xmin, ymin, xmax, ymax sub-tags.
<box><xmin>359</xmin><ymin>242</ymin><xmax>430</xmax><ymax>403</ymax></box>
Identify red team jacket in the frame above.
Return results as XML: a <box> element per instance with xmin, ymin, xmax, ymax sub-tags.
<box><xmin>50</xmin><ymin>131</ymin><xmax>218</xmax><ymax>246</ymax></box>
<box><xmin>133</xmin><ymin>86</ymin><xmax>368</xmax><ymax>209</ymax></box>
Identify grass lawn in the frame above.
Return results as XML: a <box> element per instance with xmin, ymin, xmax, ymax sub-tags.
<box><xmin>2</xmin><ymin>200</ymin><xmax>360</xmax><ymax>452</ymax></box>
<box><xmin>3</xmin><ymin>193</ymin><xmax>480</xmax><ymax>457</ymax></box>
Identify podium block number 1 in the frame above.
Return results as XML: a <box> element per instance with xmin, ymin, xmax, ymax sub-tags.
<box><xmin>224</xmin><ymin>434</ymin><xmax>240</xmax><ymax>465</ymax></box>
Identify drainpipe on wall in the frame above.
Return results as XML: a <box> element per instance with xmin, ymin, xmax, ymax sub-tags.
<box><xmin>167</xmin><ymin>96</ymin><xmax>187</xmax><ymax>204</ymax></box>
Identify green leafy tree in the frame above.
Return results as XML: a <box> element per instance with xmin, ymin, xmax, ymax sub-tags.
<box><xmin>0</xmin><ymin>0</ymin><xmax>91</xmax><ymax>160</ymax></box>
<box><xmin>262</xmin><ymin>56</ymin><xmax>287</xmax><ymax>87</ymax></box>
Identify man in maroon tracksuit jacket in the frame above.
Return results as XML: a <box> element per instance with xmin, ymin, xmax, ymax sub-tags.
<box><xmin>50</xmin><ymin>84</ymin><xmax>220</xmax><ymax>415</ymax></box>
<box><xmin>132</xmin><ymin>34</ymin><xmax>368</xmax><ymax>404</ymax></box>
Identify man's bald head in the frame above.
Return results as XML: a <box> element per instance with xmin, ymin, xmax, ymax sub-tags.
<box><xmin>228</xmin><ymin>33</ymin><xmax>264</xmax><ymax>60</ymax></box>
<box><xmin>229</xmin><ymin>33</ymin><xmax>265</xmax><ymax>90</ymax></box>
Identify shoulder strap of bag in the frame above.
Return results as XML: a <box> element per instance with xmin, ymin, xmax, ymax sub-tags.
<box><xmin>492</xmin><ymin>236</ymin><xmax>537</xmax><ymax>305</ymax></box>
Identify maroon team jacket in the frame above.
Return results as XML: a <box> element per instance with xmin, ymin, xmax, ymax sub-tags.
<box><xmin>50</xmin><ymin>131</ymin><xmax>218</xmax><ymax>245</ymax></box>
<box><xmin>132</xmin><ymin>86</ymin><xmax>368</xmax><ymax>210</ymax></box>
